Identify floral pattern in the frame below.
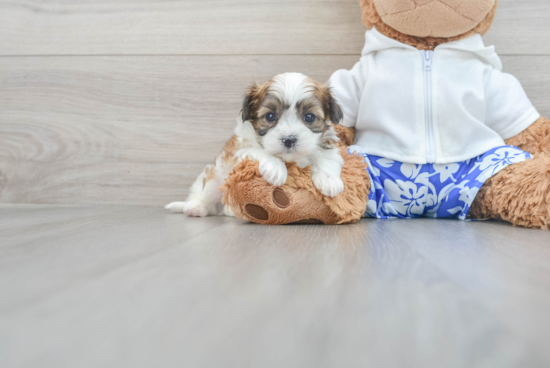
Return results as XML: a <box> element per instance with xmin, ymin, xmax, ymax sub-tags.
<box><xmin>353</xmin><ymin>146</ymin><xmax>532</xmax><ymax>220</ymax></box>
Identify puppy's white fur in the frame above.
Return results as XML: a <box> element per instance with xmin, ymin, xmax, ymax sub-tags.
<box><xmin>166</xmin><ymin>73</ymin><xmax>344</xmax><ymax>217</ymax></box>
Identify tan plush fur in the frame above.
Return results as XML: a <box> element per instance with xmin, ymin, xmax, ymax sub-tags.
<box><xmin>360</xmin><ymin>0</ymin><xmax>498</xmax><ymax>50</ymax></box>
<box><xmin>372</xmin><ymin>0</ymin><xmax>496</xmax><ymax>38</ymax></box>
<box><xmin>221</xmin><ymin>129</ymin><xmax>370</xmax><ymax>225</ymax></box>
<box><xmin>334</xmin><ymin>124</ymin><xmax>356</xmax><ymax>148</ymax></box>
<box><xmin>470</xmin><ymin>118</ymin><xmax>550</xmax><ymax>229</ymax></box>
<box><xmin>469</xmin><ymin>153</ymin><xmax>550</xmax><ymax>229</ymax></box>
<box><xmin>505</xmin><ymin>117</ymin><xmax>550</xmax><ymax>155</ymax></box>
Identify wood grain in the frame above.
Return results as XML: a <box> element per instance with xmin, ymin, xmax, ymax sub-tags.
<box><xmin>0</xmin><ymin>0</ymin><xmax>366</xmax><ymax>56</ymax></box>
<box><xmin>483</xmin><ymin>0</ymin><xmax>550</xmax><ymax>55</ymax></box>
<box><xmin>1</xmin><ymin>206</ymin><xmax>550</xmax><ymax>367</ymax></box>
<box><xmin>1</xmin><ymin>55</ymin><xmax>549</xmax><ymax>206</ymax></box>
<box><xmin>0</xmin><ymin>55</ymin><xmax>359</xmax><ymax>205</ymax></box>
<box><xmin>0</xmin><ymin>0</ymin><xmax>548</xmax><ymax>56</ymax></box>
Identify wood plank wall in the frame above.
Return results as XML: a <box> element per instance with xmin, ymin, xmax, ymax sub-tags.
<box><xmin>1</xmin><ymin>0</ymin><xmax>549</xmax><ymax>206</ymax></box>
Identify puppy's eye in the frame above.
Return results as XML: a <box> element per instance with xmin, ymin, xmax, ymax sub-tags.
<box><xmin>304</xmin><ymin>113</ymin><xmax>316</xmax><ymax>123</ymax></box>
<box><xmin>265</xmin><ymin>113</ymin><xmax>277</xmax><ymax>122</ymax></box>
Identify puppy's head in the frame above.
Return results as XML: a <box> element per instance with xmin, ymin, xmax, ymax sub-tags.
<box><xmin>241</xmin><ymin>73</ymin><xmax>343</xmax><ymax>163</ymax></box>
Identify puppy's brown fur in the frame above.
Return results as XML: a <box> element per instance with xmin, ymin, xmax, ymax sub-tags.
<box><xmin>242</xmin><ymin>77</ymin><xmax>342</xmax><ymax>139</ymax></box>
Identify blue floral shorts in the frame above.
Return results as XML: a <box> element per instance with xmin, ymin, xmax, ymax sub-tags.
<box><xmin>349</xmin><ymin>145</ymin><xmax>532</xmax><ymax>220</ymax></box>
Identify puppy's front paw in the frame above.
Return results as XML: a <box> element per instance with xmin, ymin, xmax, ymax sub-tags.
<box><xmin>259</xmin><ymin>158</ymin><xmax>288</xmax><ymax>187</ymax></box>
<box><xmin>312</xmin><ymin>172</ymin><xmax>344</xmax><ymax>197</ymax></box>
<box><xmin>182</xmin><ymin>201</ymin><xmax>209</xmax><ymax>217</ymax></box>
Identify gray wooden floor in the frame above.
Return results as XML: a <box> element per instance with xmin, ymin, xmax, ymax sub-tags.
<box><xmin>1</xmin><ymin>205</ymin><xmax>549</xmax><ymax>368</ymax></box>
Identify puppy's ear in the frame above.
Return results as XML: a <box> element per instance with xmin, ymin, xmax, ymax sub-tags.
<box><xmin>322</xmin><ymin>86</ymin><xmax>344</xmax><ymax>125</ymax></box>
<box><xmin>241</xmin><ymin>83</ymin><xmax>262</xmax><ymax>122</ymax></box>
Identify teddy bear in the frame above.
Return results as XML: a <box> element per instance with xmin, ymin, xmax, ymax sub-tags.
<box><xmin>223</xmin><ymin>0</ymin><xmax>550</xmax><ymax>229</ymax></box>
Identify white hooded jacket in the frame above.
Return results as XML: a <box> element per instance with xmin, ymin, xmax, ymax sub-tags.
<box><xmin>330</xmin><ymin>28</ymin><xmax>540</xmax><ymax>164</ymax></box>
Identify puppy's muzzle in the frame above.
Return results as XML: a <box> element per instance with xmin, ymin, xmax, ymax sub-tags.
<box><xmin>282</xmin><ymin>136</ymin><xmax>297</xmax><ymax>148</ymax></box>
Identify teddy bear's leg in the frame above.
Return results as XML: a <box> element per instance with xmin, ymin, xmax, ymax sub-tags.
<box><xmin>470</xmin><ymin>154</ymin><xmax>550</xmax><ymax>229</ymax></box>
<box><xmin>470</xmin><ymin>117</ymin><xmax>550</xmax><ymax>229</ymax></box>
<box><xmin>229</xmin><ymin>177</ymin><xmax>341</xmax><ymax>225</ymax></box>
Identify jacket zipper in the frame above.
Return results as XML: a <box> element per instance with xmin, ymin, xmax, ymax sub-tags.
<box><xmin>421</xmin><ymin>50</ymin><xmax>436</xmax><ymax>163</ymax></box>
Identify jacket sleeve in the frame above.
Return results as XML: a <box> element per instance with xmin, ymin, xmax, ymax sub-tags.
<box><xmin>328</xmin><ymin>60</ymin><xmax>367</xmax><ymax>128</ymax></box>
<box><xmin>485</xmin><ymin>68</ymin><xmax>540</xmax><ymax>140</ymax></box>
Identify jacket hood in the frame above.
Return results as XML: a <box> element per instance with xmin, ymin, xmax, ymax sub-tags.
<box><xmin>361</xmin><ymin>28</ymin><xmax>503</xmax><ymax>71</ymax></box>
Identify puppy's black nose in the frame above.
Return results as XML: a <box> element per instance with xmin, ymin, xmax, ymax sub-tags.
<box><xmin>282</xmin><ymin>136</ymin><xmax>297</xmax><ymax>148</ymax></box>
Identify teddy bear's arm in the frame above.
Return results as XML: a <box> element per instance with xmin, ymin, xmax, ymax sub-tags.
<box><xmin>484</xmin><ymin>69</ymin><xmax>541</xmax><ymax>140</ymax></box>
<box><xmin>329</xmin><ymin>61</ymin><xmax>367</xmax><ymax>128</ymax></box>
<box><xmin>504</xmin><ymin>117</ymin><xmax>550</xmax><ymax>155</ymax></box>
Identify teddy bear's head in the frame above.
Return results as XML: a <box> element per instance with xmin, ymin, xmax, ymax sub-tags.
<box><xmin>360</xmin><ymin>0</ymin><xmax>499</xmax><ymax>49</ymax></box>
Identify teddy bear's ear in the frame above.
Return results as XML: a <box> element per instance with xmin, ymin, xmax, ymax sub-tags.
<box><xmin>323</xmin><ymin>86</ymin><xmax>344</xmax><ymax>125</ymax></box>
<box><xmin>360</xmin><ymin>0</ymin><xmax>382</xmax><ymax>29</ymax></box>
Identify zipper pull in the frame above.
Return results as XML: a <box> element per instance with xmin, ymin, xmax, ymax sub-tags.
<box><xmin>422</xmin><ymin>50</ymin><xmax>434</xmax><ymax>71</ymax></box>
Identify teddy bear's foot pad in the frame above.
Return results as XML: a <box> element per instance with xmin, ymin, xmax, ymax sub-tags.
<box><xmin>243</xmin><ymin>188</ymin><xmax>325</xmax><ymax>225</ymax></box>
<box><xmin>244</xmin><ymin>204</ymin><xmax>269</xmax><ymax>221</ymax></box>
<box><xmin>272</xmin><ymin>188</ymin><xmax>290</xmax><ymax>209</ymax></box>
<box><xmin>243</xmin><ymin>188</ymin><xmax>292</xmax><ymax>222</ymax></box>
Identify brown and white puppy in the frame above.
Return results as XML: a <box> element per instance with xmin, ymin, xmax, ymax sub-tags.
<box><xmin>166</xmin><ymin>72</ymin><xmax>345</xmax><ymax>217</ymax></box>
